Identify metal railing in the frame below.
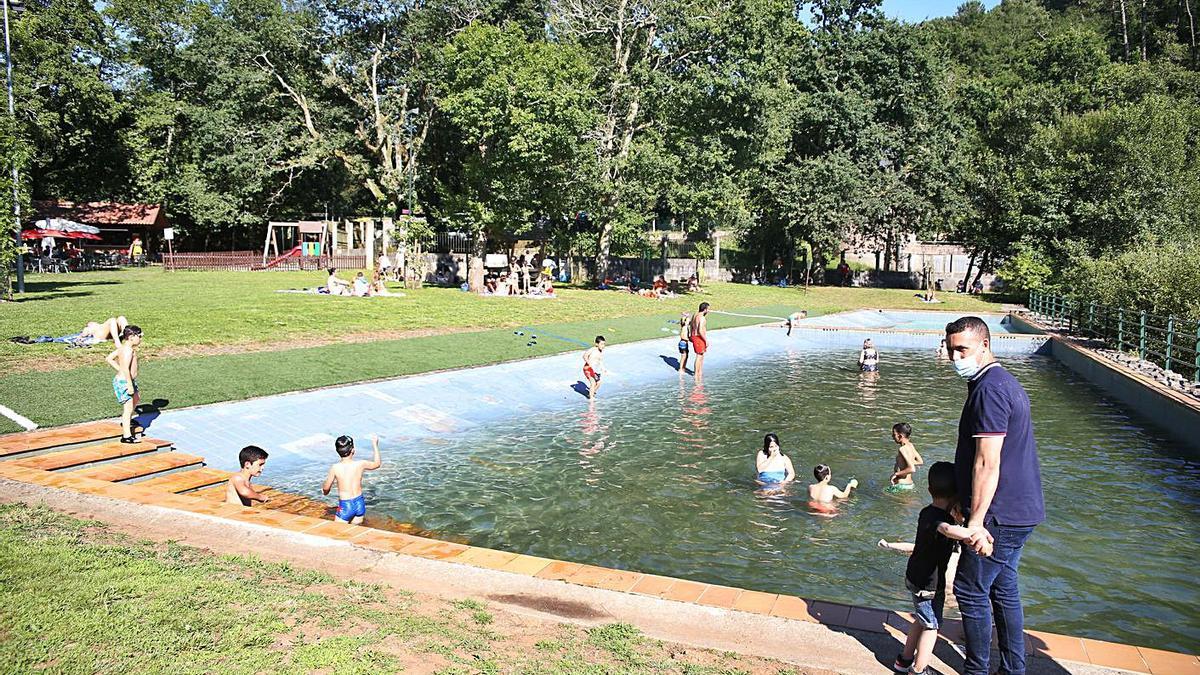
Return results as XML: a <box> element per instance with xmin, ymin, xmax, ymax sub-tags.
<box><xmin>1029</xmin><ymin>290</ymin><xmax>1200</xmax><ymax>382</ymax></box>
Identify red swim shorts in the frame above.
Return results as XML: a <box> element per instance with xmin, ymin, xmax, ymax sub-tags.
<box><xmin>690</xmin><ymin>335</ymin><xmax>707</xmax><ymax>355</ymax></box>
<box><xmin>583</xmin><ymin>364</ymin><xmax>600</xmax><ymax>382</ymax></box>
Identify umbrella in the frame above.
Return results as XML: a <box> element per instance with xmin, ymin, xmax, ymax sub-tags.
<box><xmin>34</xmin><ymin>218</ymin><xmax>101</xmax><ymax>235</ymax></box>
<box><xmin>22</xmin><ymin>229</ymin><xmax>70</xmax><ymax>240</ymax></box>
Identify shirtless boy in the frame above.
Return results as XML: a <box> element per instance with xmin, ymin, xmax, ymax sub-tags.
<box><xmin>583</xmin><ymin>336</ymin><xmax>608</xmax><ymax>399</ymax></box>
<box><xmin>889</xmin><ymin>422</ymin><xmax>924</xmax><ymax>489</ymax></box>
<box><xmin>322</xmin><ymin>434</ymin><xmax>383</xmax><ymax>524</ymax></box>
<box><xmin>226</xmin><ymin>445</ymin><xmax>271</xmax><ymax>506</ymax></box>
<box><xmin>808</xmin><ymin>464</ymin><xmax>858</xmax><ymax>502</ymax></box>
<box><xmin>689</xmin><ymin>302</ymin><xmax>710</xmax><ymax>381</ymax></box>
<box><xmin>105</xmin><ymin>325</ymin><xmax>143</xmax><ymax>443</ymax></box>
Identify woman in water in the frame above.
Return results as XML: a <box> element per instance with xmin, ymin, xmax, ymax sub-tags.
<box><xmin>755</xmin><ymin>433</ymin><xmax>796</xmax><ymax>485</ymax></box>
<box><xmin>859</xmin><ymin>339</ymin><xmax>879</xmax><ymax>372</ymax></box>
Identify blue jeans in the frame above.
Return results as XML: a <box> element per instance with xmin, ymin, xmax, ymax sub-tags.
<box><xmin>953</xmin><ymin>523</ymin><xmax>1035</xmax><ymax>675</ymax></box>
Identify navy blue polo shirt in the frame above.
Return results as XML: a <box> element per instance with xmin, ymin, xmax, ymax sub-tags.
<box><xmin>955</xmin><ymin>362</ymin><xmax>1045</xmax><ymax>526</ymax></box>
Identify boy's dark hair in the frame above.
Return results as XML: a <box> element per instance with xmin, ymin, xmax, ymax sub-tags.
<box><xmin>335</xmin><ymin>435</ymin><xmax>355</xmax><ymax>457</ymax></box>
<box><xmin>813</xmin><ymin>464</ymin><xmax>830</xmax><ymax>481</ymax></box>
<box><xmin>239</xmin><ymin>445</ymin><xmax>268</xmax><ymax>468</ymax></box>
<box><xmin>698</xmin><ymin>301</ymin><xmax>710</xmax><ymax>312</ymax></box>
<box><xmin>595</xmin><ymin>335</ymin><xmax>605</xmax><ymax>344</ymax></box>
<box><xmin>121</xmin><ymin>325</ymin><xmax>142</xmax><ymax>340</ymax></box>
<box><xmin>927</xmin><ymin>461</ymin><xmax>957</xmax><ymax>499</ymax></box>
<box><xmin>945</xmin><ymin>316</ymin><xmax>991</xmax><ymax>342</ymax></box>
<box><xmin>893</xmin><ymin>422</ymin><xmax>913</xmax><ymax>438</ymax></box>
<box><xmin>327</xmin><ymin>267</ymin><xmax>336</xmax><ymax>275</ymax></box>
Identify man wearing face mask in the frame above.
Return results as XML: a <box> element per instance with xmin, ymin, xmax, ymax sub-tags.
<box><xmin>945</xmin><ymin>316</ymin><xmax>1044</xmax><ymax>675</ymax></box>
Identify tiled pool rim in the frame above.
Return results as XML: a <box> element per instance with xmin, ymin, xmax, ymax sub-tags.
<box><xmin>0</xmin><ymin>444</ymin><xmax>1194</xmax><ymax>675</ymax></box>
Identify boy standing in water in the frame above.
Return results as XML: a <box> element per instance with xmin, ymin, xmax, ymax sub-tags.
<box><xmin>226</xmin><ymin>445</ymin><xmax>271</xmax><ymax>506</ymax></box>
<box><xmin>105</xmin><ymin>325</ymin><xmax>143</xmax><ymax>443</ymax></box>
<box><xmin>808</xmin><ymin>464</ymin><xmax>858</xmax><ymax>502</ymax></box>
<box><xmin>583</xmin><ymin>336</ymin><xmax>608</xmax><ymax>399</ymax></box>
<box><xmin>892</xmin><ymin>462</ymin><xmax>974</xmax><ymax>675</ymax></box>
<box><xmin>677</xmin><ymin>314</ymin><xmax>691</xmax><ymax>373</ymax></box>
<box><xmin>889</xmin><ymin>422</ymin><xmax>924</xmax><ymax>490</ymax></box>
<box><xmin>322</xmin><ymin>434</ymin><xmax>383</xmax><ymax>524</ymax></box>
<box><xmin>689</xmin><ymin>302</ymin><xmax>710</xmax><ymax>381</ymax></box>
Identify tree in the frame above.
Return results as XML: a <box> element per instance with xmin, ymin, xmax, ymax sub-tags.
<box><xmin>435</xmin><ymin>23</ymin><xmax>598</xmax><ymax>291</ymax></box>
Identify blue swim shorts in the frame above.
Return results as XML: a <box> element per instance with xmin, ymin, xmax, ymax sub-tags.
<box><xmin>336</xmin><ymin>495</ymin><xmax>366</xmax><ymax>522</ymax></box>
<box><xmin>113</xmin><ymin>377</ymin><xmax>138</xmax><ymax>404</ymax></box>
<box><xmin>678</xmin><ymin>340</ymin><xmax>689</xmax><ymax>352</ymax></box>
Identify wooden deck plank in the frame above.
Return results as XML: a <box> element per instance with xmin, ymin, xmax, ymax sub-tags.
<box><xmin>136</xmin><ymin>467</ymin><xmax>230</xmax><ymax>493</ymax></box>
<box><xmin>71</xmin><ymin>452</ymin><xmax>205</xmax><ymax>482</ymax></box>
<box><xmin>13</xmin><ymin>438</ymin><xmax>171</xmax><ymax>471</ymax></box>
<box><xmin>0</xmin><ymin>422</ymin><xmax>122</xmax><ymax>457</ymax></box>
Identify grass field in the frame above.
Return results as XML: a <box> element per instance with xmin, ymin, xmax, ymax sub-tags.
<box><xmin>0</xmin><ymin>270</ymin><xmax>1000</xmax><ymax>433</ymax></box>
<box><xmin>0</xmin><ymin>504</ymin><xmax>796</xmax><ymax>674</ymax></box>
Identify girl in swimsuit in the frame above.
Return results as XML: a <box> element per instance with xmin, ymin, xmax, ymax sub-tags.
<box><xmin>859</xmin><ymin>339</ymin><xmax>879</xmax><ymax>372</ymax></box>
<box><xmin>755</xmin><ymin>433</ymin><xmax>795</xmax><ymax>485</ymax></box>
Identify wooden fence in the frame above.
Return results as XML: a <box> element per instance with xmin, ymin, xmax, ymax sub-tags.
<box><xmin>164</xmin><ymin>251</ymin><xmax>368</xmax><ymax>272</ymax></box>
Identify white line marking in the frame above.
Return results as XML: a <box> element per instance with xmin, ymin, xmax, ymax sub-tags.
<box><xmin>0</xmin><ymin>404</ymin><xmax>38</xmax><ymax>431</ymax></box>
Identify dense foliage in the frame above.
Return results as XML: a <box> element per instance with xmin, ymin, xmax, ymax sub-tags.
<box><xmin>2</xmin><ymin>0</ymin><xmax>1197</xmax><ymax>303</ymax></box>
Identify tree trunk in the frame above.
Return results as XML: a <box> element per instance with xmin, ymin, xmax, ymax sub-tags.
<box><xmin>1140</xmin><ymin>0</ymin><xmax>1148</xmax><ymax>60</ymax></box>
<box><xmin>468</xmin><ymin>230</ymin><xmax>486</xmax><ymax>293</ymax></box>
<box><xmin>963</xmin><ymin>250</ymin><xmax>978</xmax><ymax>293</ymax></box>
<box><xmin>1185</xmin><ymin>0</ymin><xmax>1198</xmax><ymax>63</ymax></box>
<box><xmin>1119</xmin><ymin>0</ymin><xmax>1131</xmax><ymax>60</ymax></box>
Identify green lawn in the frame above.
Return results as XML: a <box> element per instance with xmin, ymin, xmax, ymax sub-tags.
<box><xmin>0</xmin><ymin>270</ymin><xmax>1000</xmax><ymax>433</ymax></box>
<box><xmin>0</xmin><ymin>504</ymin><xmax>795</xmax><ymax>674</ymax></box>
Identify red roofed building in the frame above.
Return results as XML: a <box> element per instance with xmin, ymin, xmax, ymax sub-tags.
<box><xmin>32</xmin><ymin>200</ymin><xmax>170</xmax><ymax>252</ymax></box>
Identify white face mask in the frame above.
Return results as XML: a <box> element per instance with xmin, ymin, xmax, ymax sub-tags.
<box><xmin>953</xmin><ymin>353</ymin><xmax>982</xmax><ymax>378</ymax></box>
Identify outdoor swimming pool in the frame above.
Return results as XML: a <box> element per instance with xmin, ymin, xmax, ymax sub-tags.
<box><xmin>243</xmin><ymin>346</ymin><xmax>1196</xmax><ymax>652</ymax></box>
<box><xmin>799</xmin><ymin>309</ymin><xmax>1042</xmax><ymax>334</ymax></box>
<box><xmin>149</xmin><ymin>313</ymin><xmax>1193</xmax><ymax>652</ymax></box>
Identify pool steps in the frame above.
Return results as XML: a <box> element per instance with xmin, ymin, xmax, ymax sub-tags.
<box><xmin>0</xmin><ymin>420</ymin><xmax>1194</xmax><ymax>675</ymax></box>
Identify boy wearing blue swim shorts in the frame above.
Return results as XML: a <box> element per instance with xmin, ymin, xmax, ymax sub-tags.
<box><xmin>322</xmin><ymin>434</ymin><xmax>382</xmax><ymax>525</ymax></box>
<box><xmin>105</xmin><ymin>325</ymin><xmax>143</xmax><ymax>444</ymax></box>
<box><xmin>893</xmin><ymin>462</ymin><xmax>973</xmax><ymax>675</ymax></box>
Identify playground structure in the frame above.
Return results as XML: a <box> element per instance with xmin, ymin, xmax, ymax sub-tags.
<box><xmin>262</xmin><ymin>215</ymin><xmax>427</xmax><ymax>267</ymax></box>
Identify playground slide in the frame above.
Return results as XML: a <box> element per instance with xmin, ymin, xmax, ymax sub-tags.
<box><xmin>263</xmin><ymin>245</ymin><xmax>302</xmax><ymax>269</ymax></box>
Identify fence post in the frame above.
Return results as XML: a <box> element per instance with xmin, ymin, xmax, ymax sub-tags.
<box><xmin>1139</xmin><ymin>311</ymin><xmax>1147</xmax><ymax>361</ymax></box>
<box><xmin>1118</xmin><ymin>308</ymin><xmax>1125</xmax><ymax>351</ymax></box>
<box><xmin>1088</xmin><ymin>302</ymin><xmax>1095</xmax><ymax>337</ymax></box>
<box><xmin>1165</xmin><ymin>315</ymin><xmax>1175</xmax><ymax>373</ymax></box>
<box><xmin>1194</xmin><ymin>322</ymin><xmax>1200</xmax><ymax>384</ymax></box>
<box><xmin>1067</xmin><ymin>298</ymin><xmax>1074</xmax><ymax>334</ymax></box>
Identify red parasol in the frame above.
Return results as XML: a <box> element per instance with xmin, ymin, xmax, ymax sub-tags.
<box><xmin>22</xmin><ymin>228</ymin><xmax>102</xmax><ymax>241</ymax></box>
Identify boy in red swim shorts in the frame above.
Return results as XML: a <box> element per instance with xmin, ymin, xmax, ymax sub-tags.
<box><xmin>582</xmin><ymin>335</ymin><xmax>608</xmax><ymax>399</ymax></box>
<box><xmin>689</xmin><ymin>302</ymin><xmax>710</xmax><ymax>382</ymax></box>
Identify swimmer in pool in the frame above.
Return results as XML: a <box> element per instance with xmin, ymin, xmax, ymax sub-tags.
<box><xmin>889</xmin><ymin>422</ymin><xmax>924</xmax><ymax>489</ymax></box>
<box><xmin>226</xmin><ymin>445</ymin><xmax>270</xmax><ymax>506</ymax></box>
<box><xmin>785</xmin><ymin>310</ymin><xmax>808</xmax><ymax>336</ymax></box>
<box><xmin>755</xmin><ymin>433</ymin><xmax>796</xmax><ymax>485</ymax></box>
<box><xmin>582</xmin><ymin>335</ymin><xmax>608</xmax><ymax>399</ymax></box>
<box><xmin>935</xmin><ymin>338</ymin><xmax>949</xmax><ymax>360</ymax></box>
<box><xmin>689</xmin><ymin>302</ymin><xmax>710</xmax><ymax>382</ymax></box>
<box><xmin>859</xmin><ymin>339</ymin><xmax>879</xmax><ymax>372</ymax></box>
<box><xmin>809</xmin><ymin>464</ymin><xmax>858</xmax><ymax>502</ymax></box>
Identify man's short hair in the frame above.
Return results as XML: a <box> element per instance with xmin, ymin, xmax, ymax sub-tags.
<box><xmin>239</xmin><ymin>445</ymin><xmax>268</xmax><ymax>468</ymax></box>
<box><xmin>927</xmin><ymin>461</ymin><xmax>957</xmax><ymax>499</ymax></box>
<box><xmin>945</xmin><ymin>316</ymin><xmax>991</xmax><ymax>342</ymax></box>
<box><xmin>699</xmin><ymin>302</ymin><xmax>710</xmax><ymax>312</ymax></box>
<box><xmin>335</xmin><ymin>435</ymin><xmax>355</xmax><ymax>457</ymax></box>
<box><xmin>893</xmin><ymin>422</ymin><xmax>913</xmax><ymax>438</ymax></box>
<box><xmin>121</xmin><ymin>325</ymin><xmax>143</xmax><ymax>340</ymax></box>
<box><xmin>813</xmin><ymin>464</ymin><xmax>830</xmax><ymax>481</ymax></box>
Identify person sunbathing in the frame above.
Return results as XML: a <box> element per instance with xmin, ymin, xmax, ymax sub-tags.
<box><xmin>12</xmin><ymin>316</ymin><xmax>129</xmax><ymax>348</ymax></box>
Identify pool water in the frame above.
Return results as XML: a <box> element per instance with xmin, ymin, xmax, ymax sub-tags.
<box><xmin>265</xmin><ymin>349</ymin><xmax>1197</xmax><ymax>652</ymax></box>
<box><xmin>801</xmin><ymin>309</ymin><xmax>1041</xmax><ymax>334</ymax></box>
